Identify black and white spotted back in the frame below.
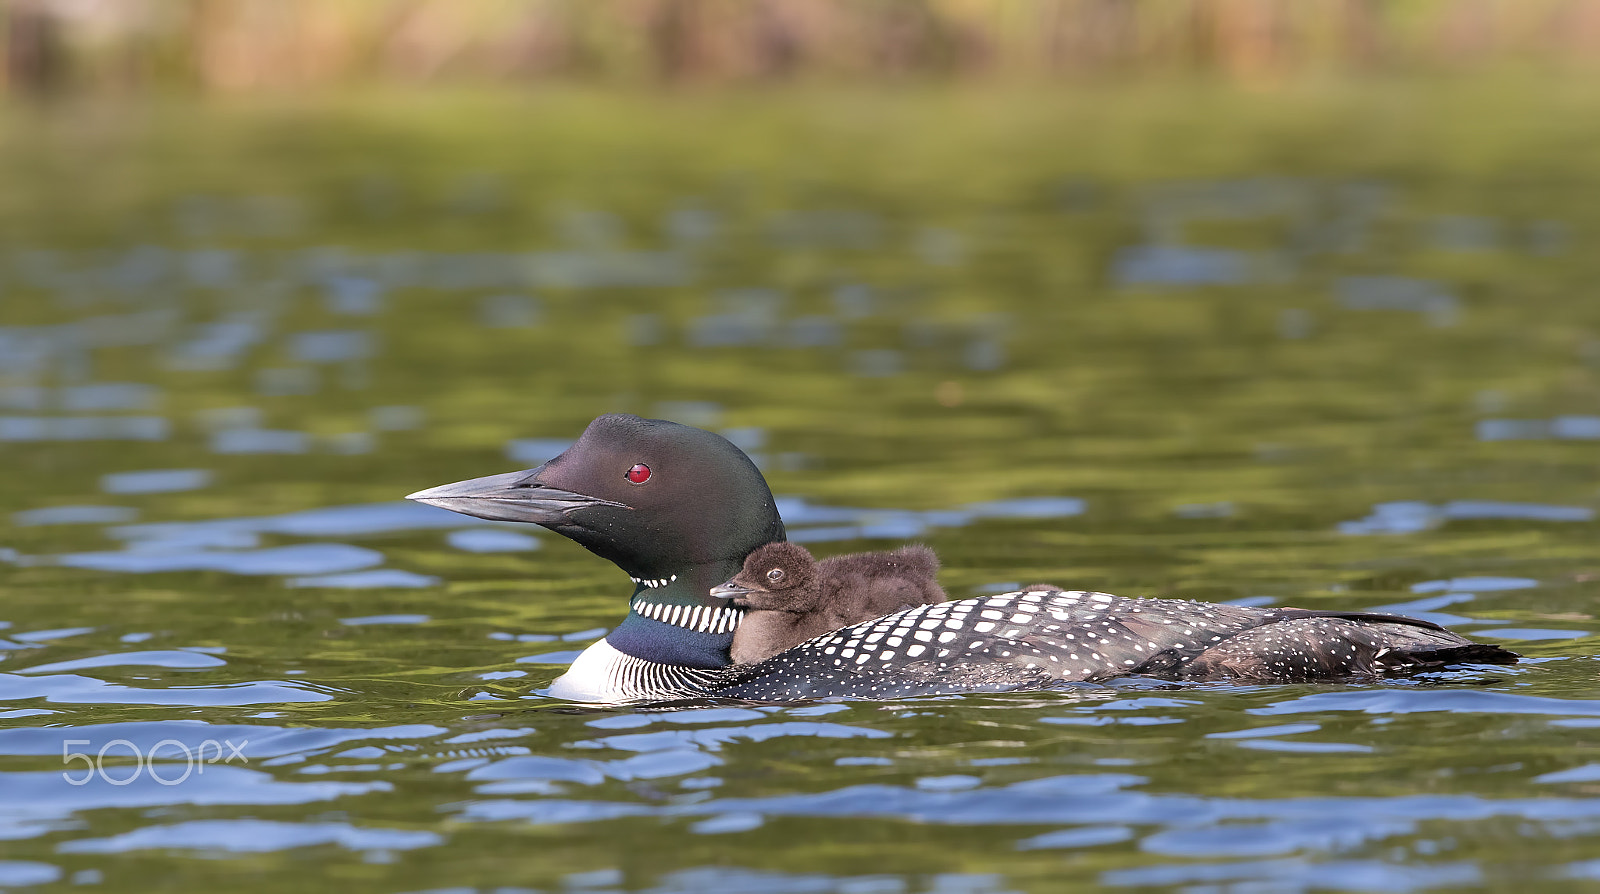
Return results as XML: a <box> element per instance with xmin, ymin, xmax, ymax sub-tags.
<box><xmin>712</xmin><ymin>590</ymin><xmax>1244</xmax><ymax>699</ymax></box>
<box><xmin>707</xmin><ymin>588</ymin><xmax>1517</xmax><ymax>701</ymax></box>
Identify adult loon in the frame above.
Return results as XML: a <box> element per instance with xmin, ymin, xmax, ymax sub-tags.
<box><xmin>408</xmin><ymin>413</ymin><xmax>1518</xmax><ymax>703</ymax></box>
<box><xmin>712</xmin><ymin>541</ymin><xmax>946</xmax><ymax>665</ymax></box>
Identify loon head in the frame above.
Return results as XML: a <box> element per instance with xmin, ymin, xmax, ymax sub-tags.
<box><xmin>408</xmin><ymin>414</ymin><xmax>787</xmax><ymax>676</ymax></box>
<box><xmin>408</xmin><ymin>413</ymin><xmax>786</xmax><ymax>586</ymax></box>
<box><xmin>710</xmin><ymin>541</ymin><xmax>821</xmax><ymax>613</ymax></box>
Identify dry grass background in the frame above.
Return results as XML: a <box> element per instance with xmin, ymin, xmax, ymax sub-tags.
<box><xmin>4</xmin><ymin>0</ymin><xmax>1600</xmax><ymax>95</ymax></box>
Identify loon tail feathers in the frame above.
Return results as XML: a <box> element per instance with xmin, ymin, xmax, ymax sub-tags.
<box><xmin>1174</xmin><ymin>610</ymin><xmax>1518</xmax><ymax>682</ymax></box>
<box><xmin>1391</xmin><ymin>641</ymin><xmax>1521</xmax><ymax>667</ymax></box>
<box><xmin>1276</xmin><ymin>608</ymin><xmax>1519</xmax><ymax>666</ymax></box>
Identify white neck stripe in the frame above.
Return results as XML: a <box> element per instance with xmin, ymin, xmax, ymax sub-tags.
<box><xmin>628</xmin><ymin>574</ymin><xmax>680</xmax><ymax>589</ymax></box>
<box><xmin>631</xmin><ymin>596</ymin><xmax>744</xmax><ymax>634</ymax></box>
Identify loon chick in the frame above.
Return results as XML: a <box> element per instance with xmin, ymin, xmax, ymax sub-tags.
<box><xmin>408</xmin><ymin>413</ymin><xmax>1519</xmax><ymax>703</ymax></box>
<box><xmin>713</xmin><ymin>541</ymin><xmax>946</xmax><ymax>665</ymax></box>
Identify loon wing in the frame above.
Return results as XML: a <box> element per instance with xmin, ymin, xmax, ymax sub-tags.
<box><xmin>707</xmin><ymin>590</ymin><xmax>1258</xmax><ymax>700</ymax></box>
<box><xmin>707</xmin><ymin>590</ymin><xmax>1516</xmax><ymax>701</ymax></box>
<box><xmin>1175</xmin><ymin>610</ymin><xmax>1518</xmax><ymax>681</ymax></box>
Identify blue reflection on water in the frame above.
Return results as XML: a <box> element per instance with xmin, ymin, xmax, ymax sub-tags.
<box><xmin>290</xmin><ymin>330</ymin><xmax>373</xmax><ymax>364</ymax></box>
<box><xmin>455</xmin><ymin>768</ymin><xmax>1600</xmax><ymax>833</ymax></box>
<box><xmin>1141</xmin><ymin>814</ymin><xmax>1405</xmax><ymax>855</ymax></box>
<box><xmin>505</xmin><ymin>438</ymin><xmax>574</xmax><ymax>464</ymax></box>
<box><xmin>166</xmin><ymin>315</ymin><xmax>267</xmax><ymax>371</ymax></box>
<box><xmin>446</xmin><ymin>529</ymin><xmax>541</xmax><ymax>553</ymax></box>
<box><xmin>1339</xmin><ymin>500</ymin><xmax>1594</xmax><ymax>534</ymax></box>
<box><xmin>211</xmin><ymin>428</ymin><xmax>311</xmax><ymax>454</ymax></box>
<box><xmin>0</xmin><ymin>862</ymin><xmax>61</xmax><ymax>887</ymax></box>
<box><xmin>1233</xmin><ymin>739</ymin><xmax>1373</xmax><ymax>754</ymax></box>
<box><xmin>689</xmin><ymin>812</ymin><xmax>764</xmax><ymax>835</ymax></box>
<box><xmin>15</xmin><ymin>650</ymin><xmax>227</xmax><ymax>675</ymax></box>
<box><xmin>1474</xmin><ymin>628</ymin><xmax>1589</xmax><ymax>641</ymax></box>
<box><xmin>1410</xmin><ymin>577</ymin><xmax>1538</xmax><ymax>593</ymax></box>
<box><xmin>59</xmin><ymin>383</ymin><xmax>158</xmax><ymax>412</ymax></box>
<box><xmin>1447</xmin><ymin>501</ymin><xmax>1593</xmax><ymax>522</ymax></box>
<box><xmin>6</xmin><ymin>501</ymin><xmax>497</xmax><ymax>582</ymax></box>
<box><xmin>1205</xmin><ymin>723</ymin><xmax>1321</xmax><ymax>740</ymax></box>
<box><xmin>1252</xmin><ymin>688</ymin><xmax>1600</xmax><ymax>717</ymax></box>
<box><xmin>1537</xmin><ymin>765</ymin><xmax>1600</xmax><ymax>784</ymax></box>
<box><xmin>323</xmin><ymin>274</ymin><xmax>385</xmax><ymax>315</ymax></box>
<box><xmin>516</xmin><ymin>650</ymin><xmax>585</xmax><ymax>665</ymax></box>
<box><xmin>1478</xmin><ymin>415</ymin><xmax>1600</xmax><ymax>440</ymax></box>
<box><xmin>339</xmin><ymin>614</ymin><xmax>432</xmax><ymax>626</ymax></box>
<box><xmin>0</xmin><ymin>416</ymin><xmax>169</xmax><ymax>441</ymax></box>
<box><xmin>100</xmin><ymin>468</ymin><xmax>213</xmax><ymax>494</ymax></box>
<box><xmin>1114</xmin><ymin>245</ymin><xmax>1264</xmax><ymax>286</ymax></box>
<box><xmin>292</xmin><ymin>570</ymin><xmax>440</xmax><ymax>588</ymax></box>
<box><xmin>0</xmin><ymin>765</ymin><xmax>387</xmax><ymax>840</ymax></box>
<box><xmin>1101</xmin><ymin>858</ymin><xmax>1478</xmax><ymax>891</ymax></box>
<box><xmin>1430</xmin><ymin>215</ymin><xmax>1500</xmax><ymax>252</ymax></box>
<box><xmin>9</xmin><ymin>627</ymin><xmax>94</xmax><ymax>643</ymax></box>
<box><xmin>57</xmin><ymin>542</ymin><xmax>384</xmax><ymax>575</ymax></box>
<box><xmin>13</xmin><ymin>506</ymin><xmax>138</xmax><ymax>526</ymax></box>
<box><xmin>58</xmin><ymin>819</ymin><xmax>441</xmax><ymax>855</ymax></box>
<box><xmin>1016</xmin><ymin>825</ymin><xmax>1133</xmax><ymax>850</ymax></box>
<box><xmin>0</xmin><ymin>673</ymin><xmax>333</xmax><ymax>706</ymax></box>
<box><xmin>964</xmin><ymin>497</ymin><xmax>1086</xmax><ymax>519</ymax></box>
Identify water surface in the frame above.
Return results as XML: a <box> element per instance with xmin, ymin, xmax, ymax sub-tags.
<box><xmin>1</xmin><ymin>86</ymin><xmax>1598</xmax><ymax>892</ymax></box>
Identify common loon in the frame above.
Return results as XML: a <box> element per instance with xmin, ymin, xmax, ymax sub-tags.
<box><xmin>711</xmin><ymin>541</ymin><xmax>946</xmax><ymax>665</ymax></box>
<box><xmin>408</xmin><ymin>413</ymin><xmax>1519</xmax><ymax>703</ymax></box>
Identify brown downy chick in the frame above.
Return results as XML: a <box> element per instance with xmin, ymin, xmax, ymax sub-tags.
<box><xmin>712</xmin><ymin>541</ymin><xmax>946</xmax><ymax>665</ymax></box>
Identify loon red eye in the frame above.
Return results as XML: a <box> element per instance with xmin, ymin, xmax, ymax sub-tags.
<box><xmin>625</xmin><ymin>463</ymin><xmax>652</xmax><ymax>484</ymax></box>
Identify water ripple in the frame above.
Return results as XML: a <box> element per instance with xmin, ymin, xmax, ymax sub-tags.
<box><xmin>0</xmin><ymin>673</ymin><xmax>334</xmax><ymax>706</ymax></box>
<box><xmin>1</xmin><ymin>767</ymin><xmax>388</xmax><ymax>841</ymax></box>
<box><xmin>57</xmin><ymin>819</ymin><xmax>441</xmax><ymax>855</ymax></box>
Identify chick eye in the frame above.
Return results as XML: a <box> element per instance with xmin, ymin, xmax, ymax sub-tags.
<box><xmin>625</xmin><ymin>463</ymin><xmax>652</xmax><ymax>484</ymax></box>
<box><xmin>766</xmin><ymin>568</ymin><xmax>784</xmax><ymax>582</ymax></box>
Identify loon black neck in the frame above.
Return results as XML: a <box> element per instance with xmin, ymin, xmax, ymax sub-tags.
<box><xmin>605</xmin><ymin>561</ymin><xmax>744</xmax><ymax>669</ymax></box>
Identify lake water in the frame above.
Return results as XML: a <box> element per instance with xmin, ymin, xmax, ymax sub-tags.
<box><xmin>1</xmin><ymin>86</ymin><xmax>1598</xmax><ymax>892</ymax></box>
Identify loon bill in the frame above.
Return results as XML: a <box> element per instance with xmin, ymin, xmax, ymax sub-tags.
<box><xmin>408</xmin><ymin>413</ymin><xmax>1519</xmax><ymax>703</ymax></box>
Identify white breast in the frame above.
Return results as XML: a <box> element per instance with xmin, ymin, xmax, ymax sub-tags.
<box><xmin>547</xmin><ymin>637</ymin><xmax>726</xmax><ymax>704</ymax></box>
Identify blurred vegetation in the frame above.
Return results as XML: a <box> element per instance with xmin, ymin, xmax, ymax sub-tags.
<box><xmin>4</xmin><ymin>0</ymin><xmax>1600</xmax><ymax>97</ymax></box>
